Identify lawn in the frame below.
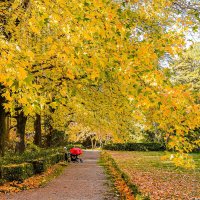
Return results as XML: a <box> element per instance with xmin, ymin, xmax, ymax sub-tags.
<box><xmin>107</xmin><ymin>151</ymin><xmax>200</xmax><ymax>200</ymax></box>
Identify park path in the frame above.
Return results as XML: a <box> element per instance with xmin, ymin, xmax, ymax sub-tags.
<box><xmin>1</xmin><ymin>150</ymin><xmax>117</xmax><ymax>200</ymax></box>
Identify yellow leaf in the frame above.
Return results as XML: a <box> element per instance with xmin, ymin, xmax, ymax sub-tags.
<box><xmin>18</xmin><ymin>67</ymin><xmax>27</xmax><ymax>80</ymax></box>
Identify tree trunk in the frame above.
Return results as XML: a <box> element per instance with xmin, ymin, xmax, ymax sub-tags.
<box><xmin>94</xmin><ymin>139</ymin><xmax>97</xmax><ymax>149</ymax></box>
<box><xmin>34</xmin><ymin>114</ymin><xmax>42</xmax><ymax>147</ymax></box>
<box><xmin>90</xmin><ymin>136</ymin><xmax>94</xmax><ymax>149</ymax></box>
<box><xmin>99</xmin><ymin>139</ymin><xmax>102</xmax><ymax>148</ymax></box>
<box><xmin>16</xmin><ymin>111</ymin><xmax>27</xmax><ymax>153</ymax></box>
<box><xmin>0</xmin><ymin>96</ymin><xmax>6</xmax><ymax>156</ymax></box>
<box><xmin>5</xmin><ymin>115</ymin><xmax>11</xmax><ymax>145</ymax></box>
<box><xmin>44</xmin><ymin>114</ymin><xmax>54</xmax><ymax>147</ymax></box>
<box><xmin>44</xmin><ymin>104</ymin><xmax>56</xmax><ymax>148</ymax></box>
<box><xmin>46</xmin><ymin>124</ymin><xmax>53</xmax><ymax>147</ymax></box>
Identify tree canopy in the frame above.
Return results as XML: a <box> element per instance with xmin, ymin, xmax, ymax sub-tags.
<box><xmin>0</xmin><ymin>0</ymin><xmax>200</xmax><ymax>167</ymax></box>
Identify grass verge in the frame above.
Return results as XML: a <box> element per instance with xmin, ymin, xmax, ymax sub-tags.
<box><xmin>107</xmin><ymin>151</ymin><xmax>200</xmax><ymax>199</ymax></box>
<box><xmin>100</xmin><ymin>151</ymin><xmax>149</xmax><ymax>200</ymax></box>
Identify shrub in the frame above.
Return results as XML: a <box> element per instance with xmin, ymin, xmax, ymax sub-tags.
<box><xmin>30</xmin><ymin>159</ymin><xmax>48</xmax><ymax>174</ymax></box>
<box><xmin>103</xmin><ymin>143</ymin><xmax>165</xmax><ymax>151</ymax></box>
<box><xmin>28</xmin><ymin>153</ymin><xmax>64</xmax><ymax>174</ymax></box>
<box><xmin>0</xmin><ymin>163</ymin><xmax>34</xmax><ymax>181</ymax></box>
<box><xmin>47</xmin><ymin>154</ymin><xmax>58</xmax><ymax>165</ymax></box>
<box><xmin>56</xmin><ymin>153</ymin><xmax>65</xmax><ymax>163</ymax></box>
<box><xmin>46</xmin><ymin>153</ymin><xmax>64</xmax><ymax>166</ymax></box>
<box><xmin>26</xmin><ymin>143</ymin><xmax>41</xmax><ymax>153</ymax></box>
<box><xmin>0</xmin><ymin>149</ymin><xmax>65</xmax><ymax>181</ymax></box>
<box><xmin>0</xmin><ymin>147</ymin><xmax>63</xmax><ymax>166</ymax></box>
<box><xmin>0</xmin><ymin>179</ymin><xmax>6</xmax><ymax>186</ymax></box>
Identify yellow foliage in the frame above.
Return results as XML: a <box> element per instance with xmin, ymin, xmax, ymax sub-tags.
<box><xmin>0</xmin><ymin>0</ymin><xmax>199</xmax><ymax>163</ymax></box>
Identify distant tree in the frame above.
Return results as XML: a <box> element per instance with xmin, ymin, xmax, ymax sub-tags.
<box><xmin>172</xmin><ymin>43</ymin><xmax>200</xmax><ymax>94</ymax></box>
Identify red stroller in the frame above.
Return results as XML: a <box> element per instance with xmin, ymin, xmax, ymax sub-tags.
<box><xmin>65</xmin><ymin>147</ymin><xmax>83</xmax><ymax>163</ymax></box>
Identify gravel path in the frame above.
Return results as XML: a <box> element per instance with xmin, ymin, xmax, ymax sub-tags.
<box><xmin>0</xmin><ymin>150</ymin><xmax>117</xmax><ymax>200</ymax></box>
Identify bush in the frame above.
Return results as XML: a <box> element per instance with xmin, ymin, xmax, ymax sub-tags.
<box><xmin>47</xmin><ymin>154</ymin><xmax>58</xmax><ymax>165</ymax></box>
<box><xmin>29</xmin><ymin>159</ymin><xmax>47</xmax><ymax>174</ymax></box>
<box><xmin>0</xmin><ymin>163</ymin><xmax>34</xmax><ymax>181</ymax></box>
<box><xmin>46</xmin><ymin>153</ymin><xmax>64</xmax><ymax>166</ymax></box>
<box><xmin>103</xmin><ymin>143</ymin><xmax>165</xmax><ymax>151</ymax></box>
<box><xmin>0</xmin><ymin>150</ymin><xmax>65</xmax><ymax>181</ymax></box>
<box><xmin>26</xmin><ymin>143</ymin><xmax>41</xmax><ymax>153</ymax></box>
<box><xmin>0</xmin><ymin>147</ymin><xmax>63</xmax><ymax>166</ymax></box>
<box><xmin>56</xmin><ymin>153</ymin><xmax>65</xmax><ymax>163</ymax></box>
<box><xmin>0</xmin><ymin>179</ymin><xmax>6</xmax><ymax>186</ymax></box>
<box><xmin>28</xmin><ymin>153</ymin><xmax>64</xmax><ymax>174</ymax></box>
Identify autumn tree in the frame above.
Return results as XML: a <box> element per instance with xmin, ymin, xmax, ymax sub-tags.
<box><xmin>0</xmin><ymin>0</ymin><xmax>136</xmax><ymax>152</ymax></box>
<box><xmin>170</xmin><ymin>42</ymin><xmax>200</xmax><ymax>153</ymax></box>
<box><xmin>171</xmin><ymin>42</ymin><xmax>200</xmax><ymax>94</ymax></box>
<box><xmin>0</xmin><ymin>0</ymin><xmax>199</xmax><ymax>166</ymax></box>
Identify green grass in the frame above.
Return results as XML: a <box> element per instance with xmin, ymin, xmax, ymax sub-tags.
<box><xmin>109</xmin><ymin>151</ymin><xmax>200</xmax><ymax>172</ymax></box>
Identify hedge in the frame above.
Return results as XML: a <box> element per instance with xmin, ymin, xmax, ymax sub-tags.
<box><xmin>29</xmin><ymin>159</ymin><xmax>47</xmax><ymax>174</ymax></box>
<box><xmin>0</xmin><ymin>147</ymin><xmax>65</xmax><ymax>167</ymax></box>
<box><xmin>103</xmin><ymin>143</ymin><xmax>165</xmax><ymax>151</ymax></box>
<box><xmin>28</xmin><ymin>153</ymin><xmax>65</xmax><ymax>174</ymax></box>
<box><xmin>0</xmin><ymin>163</ymin><xmax>34</xmax><ymax>181</ymax></box>
<box><xmin>0</xmin><ymin>153</ymin><xmax>65</xmax><ymax>183</ymax></box>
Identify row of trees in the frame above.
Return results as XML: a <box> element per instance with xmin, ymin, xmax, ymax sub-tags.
<box><xmin>0</xmin><ymin>0</ymin><xmax>199</xmax><ymax>164</ymax></box>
